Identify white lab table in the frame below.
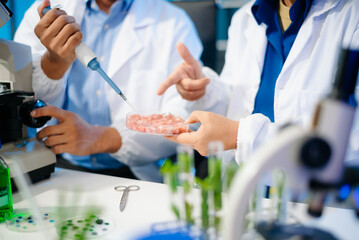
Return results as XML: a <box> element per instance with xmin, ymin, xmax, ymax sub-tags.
<box><xmin>1</xmin><ymin>168</ymin><xmax>359</xmax><ymax>240</ymax></box>
<box><xmin>1</xmin><ymin>168</ymin><xmax>178</xmax><ymax>240</ymax></box>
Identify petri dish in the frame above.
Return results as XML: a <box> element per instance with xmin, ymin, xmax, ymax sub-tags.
<box><xmin>57</xmin><ymin>215</ymin><xmax>115</xmax><ymax>239</ymax></box>
<box><xmin>126</xmin><ymin>112</ymin><xmax>191</xmax><ymax>136</ymax></box>
<box><xmin>6</xmin><ymin>211</ymin><xmax>58</xmax><ymax>233</ymax></box>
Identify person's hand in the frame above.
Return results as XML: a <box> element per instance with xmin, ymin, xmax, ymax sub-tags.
<box><xmin>165</xmin><ymin>111</ymin><xmax>239</xmax><ymax>156</ymax></box>
<box><xmin>157</xmin><ymin>42</ymin><xmax>210</xmax><ymax>101</ymax></box>
<box><xmin>34</xmin><ymin>0</ymin><xmax>82</xmax><ymax>79</ymax></box>
<box><xmin>31</xmin><ymin>106</ymin><xmax>122</xmax><ymax>155</ymax></box>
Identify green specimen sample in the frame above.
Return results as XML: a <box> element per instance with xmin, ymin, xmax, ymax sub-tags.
<box><xmin>160</xmin><ymin>159</ymin><xmax>181</xmax><ymax>220</ymax></box>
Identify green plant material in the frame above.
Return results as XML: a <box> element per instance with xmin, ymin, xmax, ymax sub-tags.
<box><xmin>196</xmin><ymin>177</ymin><xmax>212</xmax><ymax>229</ymax></box>
<box><xmin>171</xmin><ymin>204</ymin><xmax>180</xmax><ymax>220</ymax></box>
<box><xmin>274</xmin><ymin>170</ymin><xmax>286</xmax><ymax>219</ymax></box>
<box><xmin>213</xmin><ymin>189</ymin><xmax>222</xmax><ymax>211</ymax></box>
<box><xmin>245</xmin><ymin>187</ymin><xmax>257</xmax><ymax>231</ymax></box>
<box><xmin>182</xmin><ymin>180</ymin><xmax>191</xmax><ymax>194</ymax></box>
<box><xmin>160</xmin><ymin>159</ymin><xmax>177</xmax><ymax>175</ymax></box>
<box><xmin>225</xmin><ymin>162</ymin><xmax>239</xmax><ymax>191</ymax></box>
<box><xmin>208</xmin><ymin>158</ymin><xmax>222</xmax><ymax>210</ymax></box>
<box><xmin>164</xmin><ymin>174</ymin><xmax>178</xmax><ymax>193</ymax></box>
<box><xmin>161</xmin><ymin>159</ymin><xmax>178</xmax><ymax>193</ymax></box>
<box><xmin>201</xmin><ymin>190</ymin><xmax>209</xmax><ymax>229</ymax></box>
<box><xmin>178</xmin><ymin>153</ymin><xmax>193</xmax><ymax>173</ymax></box>
<box><xmin>214</xmin><ymin>216</ymin><xmax>221</xmax><ymax>230</ymax></box>
<box><xmin>185</xmin><ymin>201</ymin><xmax>194</xmax><ymax>224</ymax></box>
<box><xmin>251</xmin><ymin>188</ymin><xmax>257</xmax><ymax>214</ymax></box>
<box><xmin>182</xmin><ymin>179</ymin><xmax>194</xmax><ymax>224</ymax></box>
<box><xmin>161</xmin><ymin>159</ymin><xmax>181</xmax><ymax>220</ymax></box>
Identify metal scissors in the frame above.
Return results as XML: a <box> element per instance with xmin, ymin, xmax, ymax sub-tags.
<box><xmin>114</xmin><ymin>185</ymin><xmax>140</xmax><ymax>212</ymax></box>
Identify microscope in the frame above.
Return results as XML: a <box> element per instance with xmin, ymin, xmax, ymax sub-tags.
<box><xmin>0</xmin><ymin>0</ymin><xmax>56</xmax><ymax>189</ymax></box>
<box><xmin>224</xmin><ymin>48</ymin><xmax>359</xmax><ymax>239</ymax></box>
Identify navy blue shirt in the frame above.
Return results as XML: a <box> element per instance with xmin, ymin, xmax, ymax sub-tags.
<box><xmin>251</xmin><ymin>0</ymin><xmax>312</xmax><ymax>122</ymax></box>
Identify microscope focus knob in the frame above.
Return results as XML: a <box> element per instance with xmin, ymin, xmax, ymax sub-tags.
<box><xmin>300</xmin><ymin>137</ymin><xmax>331</xmax><ymax>169</ymax></box>
<box><xmin>19</xmin><ymin>99</ymin><xmax>51</xmax><ymax>128</ymax></box>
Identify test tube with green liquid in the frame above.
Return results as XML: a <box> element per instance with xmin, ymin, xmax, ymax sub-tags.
<box><xmin>0</xmin><ymin>156</ymin><xmax>13</xmax><ymax>222</ymax></box>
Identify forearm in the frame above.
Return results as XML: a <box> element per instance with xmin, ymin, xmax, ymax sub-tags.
<box><xmin>41</xmin><ymin>51</ymin><xmax>73</xmax><ymax>79</ymax></box>
<box><xmin>226</xmin><ymin>120</ymin><xmax>240</xmax><ymax>151</ymax></box>
<box><xmin>92</xmin><ymin>126</ymin><xmax>122</xmax><ymax>154</ymax></box>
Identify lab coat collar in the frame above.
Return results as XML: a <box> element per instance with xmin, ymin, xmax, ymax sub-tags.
<box><xmin>63</xmin><ymin>0</ymin><xmax>87</xmax><ymax>24</ymax></box>
<box><xmin>84</xmin><ymin>0</ymin><xmax>134</xmax><ymax>14</ymax></box>
<box><xmin>244</xmin><ymin>22</ymin><xmax>267</xmax><ymax>77</ymax></box>
<box><xmin>310</xmin><ymin>0</ymin><xmax>341</xmax><ymax>19</ymax></box>
<box><xmin>243</xmin><ymin>2</ymin><xmax>267</xmax><ymax>79</ymax></box>
<box><xmin>278</xmin><ymin>0</ymin><xmax>341</xmax><ymax>78</ymax></box>
<box><xmin>65</xmin><ymin>0</ymin><xmax>154</xmax><ymax>77</ymax></box>
<box><xmin>243</xmin><ymin>0</ymin><xmax>342</xmax><ymax>87</ymax></box>
<box><xmin>129</xmin><ymin>0</ymin><xmax>156</xmax><ymax>28</ymax></box>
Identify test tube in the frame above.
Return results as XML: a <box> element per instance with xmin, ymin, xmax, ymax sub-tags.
<box><xmin>177</xmin><ymin>145</ymin><xmax>195</xmax><ymax>225</ymax></box>
<box><xmin>222</xmin><ymin>160</ymin><xmax>239</xmax><ymax>193</ymax></box>
<box><xmin>207</xmin><ymin>141</ymin><xmax>224</xmax><ymax>232</ymax></box>
<box><xmin>195</xmin><ymin>177</ymin><xmax>211</xmax><ymax>230</ymax></box>
<box><xmin>273</xmin><ymin>169</ymin><xmax>287</xmax><ymax>222</ymax></box>
<box><xmin>160</xmin><ymin>159</ymin><xmax>180</xmax><ymax>220</ymax></box>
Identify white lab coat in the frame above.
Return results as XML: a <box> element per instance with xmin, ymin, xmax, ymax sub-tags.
<box><xmin>196</xmin><ymin>0</ymin><xmax>359</xmax><ymax>164</ymax></box>
<box><xmin>14</xmin><ymin>0</ymin><xmax>203</xmax><ymax>181</ymax></box>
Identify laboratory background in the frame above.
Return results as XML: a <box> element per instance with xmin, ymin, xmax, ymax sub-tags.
<box><xmin>1</xmin><ymin>0</ymin><xmax>359</xmax><ymax>239</ymax></box>
<box><xmin>0</xmin><ymin>0</ymin><xmax>243</xmax><ymax>73</ymax></box>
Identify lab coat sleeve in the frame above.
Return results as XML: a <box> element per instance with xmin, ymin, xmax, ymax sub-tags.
<box><xmin>346</xmin><ymin>24</ymin><xmax>359</xmax><ymax>163</ymax></box>
<box><xmin>110</xmin><ymin>7</ymin><xmax>204</xmax><ymax>167</ymax></box>
<box><xmin>183</xmin><ymin>66</ymin><xmax>228</xmax><ymax>116</ymax></box>
<box><xmin>14</xmin><ymin>0</ymin><xmax>67</xmax><ymax>108</ymax></box>
<box><xmin>111</xmin><ymin>119</ymin><xmax>179</xmax><ymax>167</ymax></box>
<box><xmin>235</xmin><ymin>114</ymin><xmax>275</xmax><ymax>164</ymax></box>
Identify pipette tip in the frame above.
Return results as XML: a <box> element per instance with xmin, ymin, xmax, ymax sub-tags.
<box><xmin>119</xmin><ymin>92</ymin><xmax>127</xmax><ymax>101</ymax></box>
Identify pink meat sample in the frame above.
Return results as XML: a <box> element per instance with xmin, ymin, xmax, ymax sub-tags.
<box><xmin>126</xmin><ymin>113</ymin><xmax>191</xmax><ymax>135</ymax></box>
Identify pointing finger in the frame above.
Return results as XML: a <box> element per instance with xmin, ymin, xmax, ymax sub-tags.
<box><xmin>157</xmin><ymin>69</ymin><xmax>181</xmax><ymax>95</ymax></box>
<box><xmin>177</xmin><ymin>42</ymin><xmax>198</xmax><ymax>67</ymax></box>
<box><xmin>31</xmin><ymin>105</ymin><xmax>69</xmax><ymax>123</ymax></box>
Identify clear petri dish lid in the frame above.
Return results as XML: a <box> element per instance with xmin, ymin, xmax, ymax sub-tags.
<box><xmin>126</xmin><ymin>112</ymin><xmax>191</xmax><ymax>136</ymax></box>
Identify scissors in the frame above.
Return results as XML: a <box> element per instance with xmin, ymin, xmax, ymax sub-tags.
<box><xmin>114</xmin><ymin>185</ymin><xmax>140</xmax><ymax>212</ymax></box>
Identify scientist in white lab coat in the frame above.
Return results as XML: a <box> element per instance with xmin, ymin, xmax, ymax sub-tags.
<box><xmin>14</xmin><ymin>0</ymin><xmax>202</xmax><ymax>182</ymax></box>
<box><xmin>158</xmin><ymin>0</ymin><xmax>359</xmax><ymax>163</ymax></box>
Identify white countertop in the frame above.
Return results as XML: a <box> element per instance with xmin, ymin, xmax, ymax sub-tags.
<box><xmin>2</xmin><ymin>168</ymin><xmax>178</xmax><ymax>240</ymax></box>
<box><xmin>1</xmin><ymin>168</ymin><xmax>359</xmax><ymax>240</ymax></box>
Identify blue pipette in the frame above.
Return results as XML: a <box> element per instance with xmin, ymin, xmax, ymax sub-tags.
<box><xmin>42</xmin><ymin>6</ymin><xmax>135</xmax><ymax>110</ymax></box>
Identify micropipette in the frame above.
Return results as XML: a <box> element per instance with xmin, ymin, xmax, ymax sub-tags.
<box><xmin>42</xmin><ymin>6</ymin><xmax>136</xmax><ymax>111</ymax></box>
